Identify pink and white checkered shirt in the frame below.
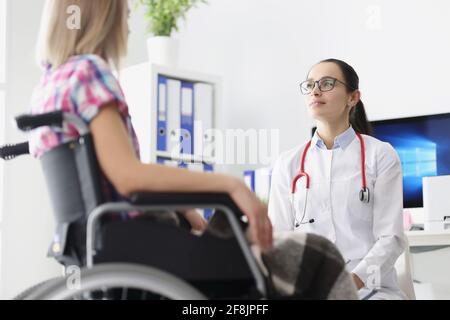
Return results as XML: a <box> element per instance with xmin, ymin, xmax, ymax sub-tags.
<box><xmin>29</xmin><ymin>54</ymin><xmax>140</xmax><ymax>202</ymax></box>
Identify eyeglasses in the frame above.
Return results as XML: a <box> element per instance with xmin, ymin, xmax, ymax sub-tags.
<box><xmin>299</xmin><ymin>77</ymin><xmax>354</xmax><ymax>95</ymax></box>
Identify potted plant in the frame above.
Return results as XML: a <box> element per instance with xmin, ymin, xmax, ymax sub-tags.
<box><xmin>138</xmin><ymin>0</ymin><xmax>208</xmax><ymax>66</ymax></box>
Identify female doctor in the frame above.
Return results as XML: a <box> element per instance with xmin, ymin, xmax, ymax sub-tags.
<box><xmin>268</xmin><ymin>59</ymin><xmax>407</xmax><ymax>300</ymax></box>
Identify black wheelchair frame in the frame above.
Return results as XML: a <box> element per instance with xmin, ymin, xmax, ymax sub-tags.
<box><xmin>0</xmin><ymin>110</ymin><xmax>270</xmax><ymax>299</ymax></box>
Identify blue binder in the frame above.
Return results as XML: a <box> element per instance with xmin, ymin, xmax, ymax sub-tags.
<box><xmin>156</xmin><ymin>156</ymin><xmax>166</xmax><ymax>165</ymax></box>
<box><xmin>244</xmin><ymin>170</ymin><xmax>255</xmax><ymax>192</ymax></box>
<box><xmin>180</xmin><ymin>81</ymin><xmax>194</xmax><ymax>155</ymax></box>
<box><xmin>203</xmin><ymin>163</ymin><xmax>214</xmax><ymax>220</ymax></box>
<box><xmin>157</xmin><ymin>75</ymin><xmax>167</xmax><ymax>152</ymax></box>
<box><xmin>178</xmin><ymin>161</ymin><xmax>188</xmax><ymax>169</ymax></box>
<box><xmin>203</xmin><ymin>163</ymin><xmax>214</xmax><ymax>173</ymax></box>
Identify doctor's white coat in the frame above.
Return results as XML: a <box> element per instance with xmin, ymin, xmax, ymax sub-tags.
<box><xmin>268</xmin><ymin>127</ymin><xmax>407</xmax><ymax>300</ymax></box>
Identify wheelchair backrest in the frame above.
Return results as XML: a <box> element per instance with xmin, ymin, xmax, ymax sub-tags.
<box><xmin>41</xmin><ymin>133</ymin><xmax>105</xmax><ymax>266</ymax></box>
<box><xmin>41</xmin><ymin>134</ymin><xmax>104</xmax><ymax>225</ymax></box>
<box><xmin>5</xmin><ymin>111</ymin><xmax>105</xmax><ymax>266</ymax></box>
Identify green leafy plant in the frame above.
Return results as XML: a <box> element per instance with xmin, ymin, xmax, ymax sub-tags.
<box><xmin>138</xmin><ymin>0</ymin><xmax>208</xmax><ymax>36</ymax></box>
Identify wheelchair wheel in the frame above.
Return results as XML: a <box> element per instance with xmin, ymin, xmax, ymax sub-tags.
<box><xmin>24</xmin><ymin>263</ymin><xmax>207</xmax><ymax>300</ymax></box>
<box><xmin>14</xmin><ymin>277</ymin><xmax>62</xmax><ymax>300</ymax></box>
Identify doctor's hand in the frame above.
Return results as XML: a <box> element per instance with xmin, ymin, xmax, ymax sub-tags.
<box><xmin>228</xmin><ymin>179</ymin><xmax>273</xmax><ymax>253</ymax></box>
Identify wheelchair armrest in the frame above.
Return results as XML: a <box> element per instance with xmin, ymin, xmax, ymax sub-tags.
<box><xmin>129</xmin><ymin>192</ymin><xmax>245</xmax><ymax>219</ymax></box>
<box><xmin>15</xmin><ymin>111</ymin><xmax>63</xmax><ymax>132</ymax></box>
<box><xmin>15</xmin><ymin>111</ymin><xmax>89</xmax><ymax>135</ymax></box>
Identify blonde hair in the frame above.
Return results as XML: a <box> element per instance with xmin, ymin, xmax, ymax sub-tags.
<box><xmin>36</xmin><ymin>0</ymin><xmax>128</xmax><ymax>70</ymax></box>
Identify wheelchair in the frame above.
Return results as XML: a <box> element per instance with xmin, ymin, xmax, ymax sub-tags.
<box><xmin>0</xmin><ymin>111</ymin><xmax>271</xmax><ymax>300</ymax></box>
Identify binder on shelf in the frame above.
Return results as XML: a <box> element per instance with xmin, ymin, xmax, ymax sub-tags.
<box><xmin>194</xmin><ymin>83</ymin><xmax>214</xmax><ymax>159</ymax></box>
<box><xmin>244</xmin><ymin>170</ymin><xmax>255</xmax><ymax>192</ymax></box>
<box><xmin>243</xmin><ymin>168</ymin><xmax>272</xmax><ymax>204</ymax></box>
<box><xmin>156</xmin><ymin>75</ymin><xmax>168</xmax><ymax>152</ymax></box>
<box><xmin>184</xmin><ymin>162</ymin><xmax>215</xmax><ymax>220</ymax></box>
<box><xmin>178</xmin><ymin>161</ymin><xmax>188</xmax><ymax>169</ymax></box>
<box><xmin>254</xmin><ymin>167</ymin><xmax>272</xmax><ymax>204</ymax></box>
<box><xmin>186</xmin><ymin>161</ymin><xmax>214</xmax><ymax>173</ymax></box>
<box><xmin>186</xmin><ymin>162</ymin><xmax>204</xmax><ymax>172</ymax></box>
<box><xmin>203</xmin><ymin>209</ymin><xmax>214</xmax><ymax>221</ymax></box>
<box><xmin>203</xmin><ymin>163</ymin><xmax>214</xmax><ymax>173</ymax></box>
<box><xmin>166</xmin><ymin>78</ymin><xmax>182</xmax><ymax>158</ymax></box>
<box><xmin>156</xmin><ymin>157</ymin><xmax>165</xmax><ymax>165</ymax></box>
<box><xmin>202</xmin><ymin>162</ymin><xmax>214</xmax><ymax>220</ymax></box>
<box><xmin>180</xmin><ymin>81</ymin><xmax>194</xmax><ymax>155</ymax></box>
<box><xmin>156</xmin><ymin>156</ymin><xmax>179</xmax><ymax>167</ymax></box>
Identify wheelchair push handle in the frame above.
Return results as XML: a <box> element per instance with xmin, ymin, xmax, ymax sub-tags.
<box><xmin>0</xmin><ymin>142</ymin><xmax>29</xmax><ymax>160</ymax></box>
<box><xmin>15</xmin><ymin>111</ymin><xmax>63</xmax><ymax>132</ymax></box>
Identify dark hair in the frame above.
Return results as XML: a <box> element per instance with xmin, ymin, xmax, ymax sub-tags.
<box><xmin>317</xmin><ymin>58</ymin><xmax>373</xmax><ymax>135</ymax></box>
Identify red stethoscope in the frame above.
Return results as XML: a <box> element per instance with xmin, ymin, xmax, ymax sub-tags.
<box><xmin>290</xmin><ymin>132</ymin><xmax>370</xmax><ymax>228</ymax></box>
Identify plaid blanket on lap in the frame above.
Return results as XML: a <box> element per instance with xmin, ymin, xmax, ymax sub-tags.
<box><xmin>256</xmin><ymin>232</ymin><xmax>358</xmax><ymax>299</ymax></box>
<box><xmin>206</xmin><ymin>212</ymin><xmax>358</xmax><ymax>300</ymax></box>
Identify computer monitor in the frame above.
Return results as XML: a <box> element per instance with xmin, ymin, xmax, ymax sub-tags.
<box><xmin>311</xmin><ymin>113</ymin><xmax>450</xmax><ymax>208</ymax></box>
<box><xmin>371</xmin><ymin>113</ymin><xmax>450</xmax><ymax>208</ymax></box>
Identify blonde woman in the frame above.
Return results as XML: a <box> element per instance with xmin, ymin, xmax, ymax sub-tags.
<box><xmin>30</xmin><ymin>0</ymin><xmax>271</xmax><ymax>249</ymax></box>
<box><xmin>29</xmin><ymin>0</ymin><xmax>357</xmax><ymax>299</ymax></box>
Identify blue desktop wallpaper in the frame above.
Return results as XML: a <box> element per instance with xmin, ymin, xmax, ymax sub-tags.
<box><xmin>372</xmin><ymin>114</ymin><xmax>450</xmax><ymax>208</ymax></box>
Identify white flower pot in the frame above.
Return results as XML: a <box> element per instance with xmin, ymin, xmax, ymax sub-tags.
<box><xmin>146</xmin><ymin>36</ymin><xmax>179</xmax><ymax>67</ymax></box>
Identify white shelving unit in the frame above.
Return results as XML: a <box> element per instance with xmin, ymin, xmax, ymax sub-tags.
<box><xmin>120</xmin><ymin>63</ymin><xmax>222</xmax><ymax>167</ymax></box>
<box><xmin>120</xmin><ymin>63</ymin><xmax>222</xmax><ymax>219</ymax></box>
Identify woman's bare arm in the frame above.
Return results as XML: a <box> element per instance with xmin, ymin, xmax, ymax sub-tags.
<box><xmin>89</xmin><ymin>103</ymin><xmax>272</xmax><ymax>251</ymax></box>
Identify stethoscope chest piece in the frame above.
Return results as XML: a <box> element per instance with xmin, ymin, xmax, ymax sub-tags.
<box><xmin>359</xmin><ymin>187</ymin><xmax>370</xmax><ymax>203</ymax></box>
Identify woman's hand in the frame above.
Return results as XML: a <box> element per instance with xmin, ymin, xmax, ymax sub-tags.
<box><xmin>179</xmin><ymin>209</ymin><xmax>208</xmax><ymax>233</ymax></box>
<box><xmin>352</xmin><ymin>273</ymin><xmax>365</xmax><ymax>290</ymax></box>
<box><xmin>228</xmin><ymin>178</ymin><xmax>273</xmax><ymax>253</ymax></box>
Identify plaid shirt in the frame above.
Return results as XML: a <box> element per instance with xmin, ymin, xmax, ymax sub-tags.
<box><xmin>29</xmin><ymin>54</ymin><xmax>140</xmax><ymax>202</ymax></box>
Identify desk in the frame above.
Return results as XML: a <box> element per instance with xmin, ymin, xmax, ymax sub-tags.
<box><xmin>405</xmin><ymin>230</ymin><xmax>450</xmax><ymax>299</ymax></box>
<box><xmin>406</xmin><ymin>230</ymin><xmax>450</xmax><ymax>247</ymax></box>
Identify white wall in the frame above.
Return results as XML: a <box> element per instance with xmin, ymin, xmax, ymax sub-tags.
<box><xmin>125</xmin><ymin>0</ymin><xmax>450</xmax><ymax>173</ymax></box>
<box><xmin>1</xmin><ymin>0</ymin><xmax>450</xmax><ymax>299</ymax></box>
<box><xmin>0</xmin><ymin>0</ymin><xmax>60</xmax><ymax>299</ymax></box>
<box><xmin>176</xmin><ymin>0</ymin><xmax>450</xmax><ymax>149</ymax></box>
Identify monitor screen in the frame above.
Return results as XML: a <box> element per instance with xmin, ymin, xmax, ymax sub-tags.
<box><xmin>371</xmin><ymin>113</ymin><xmax>450</xmax><ymax>208</ymax></box>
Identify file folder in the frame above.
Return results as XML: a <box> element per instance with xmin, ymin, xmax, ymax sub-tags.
<box><xmin>244</xmin><ymin>170</ymin><xmax>255</xmax><ymax>192</ymax></box>
<box><xmin>180</xmin><ymin>81</ymin><xmax>194</xmax><ymax>155</ymax></box>
<box><xmin>244</xmin><ymin>168</ymin><xmax>271</xmax><ymax>203</ymax></box>
<box><xmin>157</xmin><ymin>157</ymin><xmax>179</xmax><ymax>167</ymax></box>
<box><xmin>185</xmin><ymin>162</ymin><xmax>215</xmax><ymax>220</ymax></box>
<box><xmin>254</xmin><ymin>167</ymin><xmax>272</xmax><ymax>204</ymax></box>
<box><xmin>203</xmin><ymin>163</ymin><xmax>214</xmax><ymax>173</ymax></box>
<box><xmin>194</xmin><ymin>83</ymin><xmax>214</xmax><ymax>158</ymax></box>
<box><xmin>202</xmin><ymin>163</ymin><xmax>214</xmax><ymax>220</ymax></box>
<box><xmin>167</xmin><ymin>78</ymin><xmax>181</xmax><ymax>157</ymax></box>
<box><xmin>178</xmin><ymin>161</ymin><xmax>188</xmax><ymax>169</ymax></box>
<box><xmin>156</xmin><ymin>157</ymin><xmax>165</xmax><ymax>165</ymax></box>
<box><xmin>186</xmin><ymin>162</ymin><xmax>204</xmax><ymax>172</ymax></box>
<box><xmin>156</xmin><ymin>75</ymin><xmax>167</xmax><ymax>152</ymax></box>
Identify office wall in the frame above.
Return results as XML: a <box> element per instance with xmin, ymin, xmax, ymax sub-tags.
<box><xmin>177</xmin><ymin>0</ymin><xmax>450</xmax><ymax>160</ymax></box>
<box><xmin>0</xmin><ymin>0</ymin><xmax>61</xmax><ymax>299</ymax></box>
